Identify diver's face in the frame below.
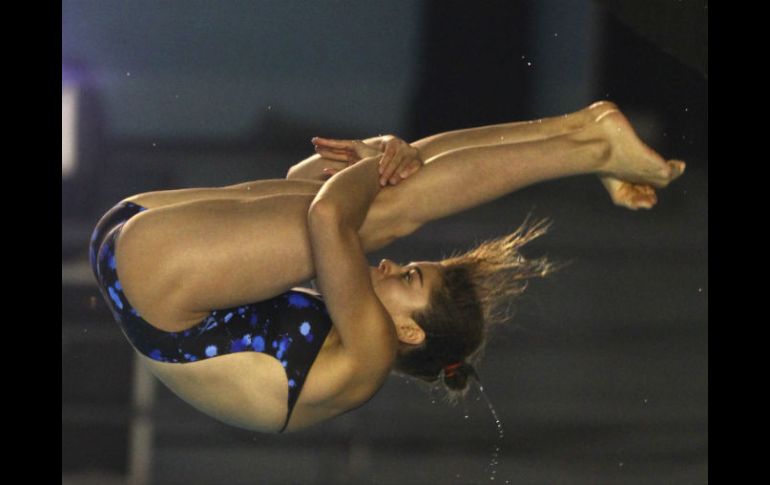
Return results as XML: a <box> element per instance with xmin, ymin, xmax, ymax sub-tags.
<box><xmin>369</xmin><ymin>259</ymin><xmax>443</xmax><ymax>321</ymax></box>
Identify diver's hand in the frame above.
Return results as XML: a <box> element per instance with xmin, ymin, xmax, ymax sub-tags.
<box><xmin>312</xmin><ymin>135</ymin><xmax>423</xmax><ymax>186</ymax></box>
<box><xmin>375</xmin><ymin>135</ymin><xmax>423</xmax><ymax>187</ymax></box>
<box><xmin>312</xmin><ymin>138</ymin><xmax>380</xmax><ymax>163</ymax></box>
<box><xmin>312</xmin><ymin>138</ymin><xmax>380</xmax><ymax>179</ymax></box>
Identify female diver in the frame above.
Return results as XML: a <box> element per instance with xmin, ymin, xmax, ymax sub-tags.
<box><xmin>89</xmin><ymin>102</ymin><xmax>685</xmax><ymax>433</ymax></box>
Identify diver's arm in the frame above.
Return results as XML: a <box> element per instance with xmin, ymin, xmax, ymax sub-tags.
<box><xmin>306</xmin><ymin>154</ymin><xmax>397</xmax><ymax>378</ymax></box>
<box><xmin>308</xmin><ymin>154</ymin><xmax>383</xmax><ymax>229</ymax></box>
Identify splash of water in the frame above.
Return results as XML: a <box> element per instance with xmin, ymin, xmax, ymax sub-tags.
<box><xmin>477</xmin><ymin>383</ymin><xmax>505</xmax><ymax>482</ymax></box>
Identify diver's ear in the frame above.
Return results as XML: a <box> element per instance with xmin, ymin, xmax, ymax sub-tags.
<box><xmin>395</xmin><ymin>320</ymin><xmax>425</xmax><ymax>345</ymax></box>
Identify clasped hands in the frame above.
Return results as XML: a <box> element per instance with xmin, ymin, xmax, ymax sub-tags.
<box><xmin>311</xmin><ymin>135</ymin><xmax>423</xmax><ymax>187</ymax></box>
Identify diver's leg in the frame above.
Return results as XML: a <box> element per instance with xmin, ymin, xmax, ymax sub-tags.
<box><xmin>378</xmin><ymin>107</ymin><xmax>683</xmax><ymax>234</ymax></box>
<box><xmin>375</xmin><ymin>116</ymin><xmax>613</xmax><ymax>235</ymax></box>
<box><xmin>410</xmin><ymin>101</ymin><xmax>616</xmax><ymax>162</ymax></box>
<box><xmin>115</xmin><ymin>191</ymin><xmax>410</xmax><ymax>329</ymax></box>
<box><xmin>124</xmin><ymin>179</ymin><xmax>324</xmax><ymax>209</ymax></box>
<box><xmin>295</xmin><ymin>101</ymin><xmax>617</xmax><ymax>184</ymax></box>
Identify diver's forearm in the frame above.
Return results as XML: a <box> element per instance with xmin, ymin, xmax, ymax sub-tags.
<box><xmin>310</xmin><ymin>155</ymin><xmax>383</xmax><ymax>230</ymax></box>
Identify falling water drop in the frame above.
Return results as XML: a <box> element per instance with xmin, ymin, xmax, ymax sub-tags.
<box><xmin>126</xmin><ymin>72</ymin><xmax>131</xmax><ymax>77</ymax></box>
<box><xmin>477</xmin><ymin>383</ymin><xmax>506</xmax><ymax>482</ymax></box>
<box><xmin>527</xmin><ymin>62</ymin><xmax>532</xmax><ymax>67</ymax></box>
<box><xmin>554</xmin><ymin>32</ymin><xmax>559</xmax><ymax>37</ymax></box>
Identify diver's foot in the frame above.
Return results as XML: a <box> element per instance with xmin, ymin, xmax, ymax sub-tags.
<box><xmin>595</xmin><ymin>109</ymin><xmax>685</xmax><ymax>188</ymax></box>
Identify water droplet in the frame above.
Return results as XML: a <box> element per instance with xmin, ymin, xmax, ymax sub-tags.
<box><xmin>477</xmin><ymin>382</ymin><xmax>505</xmax><ymax>482</ymax></box>
<box><xmin>684</xmin><ymin>107</ymin><xmax>689</xmax><ymax>112</ymax></box>
<box><xmin>527</xmin><ymin>61</ymin><xmax>532</xmax><ymax>67</ymax></box>
<box><xmin>619</xmin><ymin>462</ymin><xmax>624</xmax><ymax>467</ymax></box>
<box><xmin>126</xmin><ymin>72</ymin><xmax>131</xmax><ymax>77</ymax></box>
<box><xmin>698</xmin><ymin>287</ymin><xmax>703</xmax><ymax>293</ymax></box>
<box><xmin>521</xmin><ymin>55</ymin><xmax>526</xmax><ymax>60</ymax></box>
<box><xmin>643</xmin><ymin>398</ymin><xmax>648</xmax><ymax>404</ymax></box>
<box><xmin>554</xmin><ymin>32</ymin><xmax>559</xmax><ymax>37</ymax></box>
<box><xmin>267</xmin><ymin>105</ymin><xmax>272</xmax><ymax>110</ymax></box>
<box><xmin>499</xmin><ymin>136</ymin><xmax>505</xmax><ymax>141</ymax></box>
<box><xmin>152</xmin><ymin>142</ymin><xmax>157</xmax><ymax>147</ymax></box>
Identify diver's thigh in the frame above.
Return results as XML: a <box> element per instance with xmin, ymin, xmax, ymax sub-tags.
<box><xmin>124</xmin><ymin>179</ymin><xmax>323</xmax><ymax>209</ymax></box>
<box><xmin>116</xmin><ymin>194</ymin><xmax>321</xmax><ymax>327</ymax></box>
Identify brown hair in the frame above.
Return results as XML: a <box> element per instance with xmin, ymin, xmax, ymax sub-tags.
<box><xmin>391</xmin><ymin>217</ymin><xmax>559</xmax><ymax>403</ymax></box>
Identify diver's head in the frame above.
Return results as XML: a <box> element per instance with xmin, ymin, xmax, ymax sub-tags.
<box><xmin>382</xmin><ymin>218</ymin><xmax>559</xmax><ymax>401</ymax></box>
<box><xmin>370</xmin><ymin>259</ymin><xmax>444</xmax><ymax>347</ymax></box>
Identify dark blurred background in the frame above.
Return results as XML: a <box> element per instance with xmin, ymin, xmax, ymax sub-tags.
<box><xmin>62</xmin><ymin>1</ymin><xmax>707</xmax><ymax>484</ymax></box>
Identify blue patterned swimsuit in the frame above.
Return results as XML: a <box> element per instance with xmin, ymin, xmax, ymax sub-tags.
<box><xmin>89</xmin><ymin>201</ymin><xmax>333</xmax><ymax>433</ymax></box>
